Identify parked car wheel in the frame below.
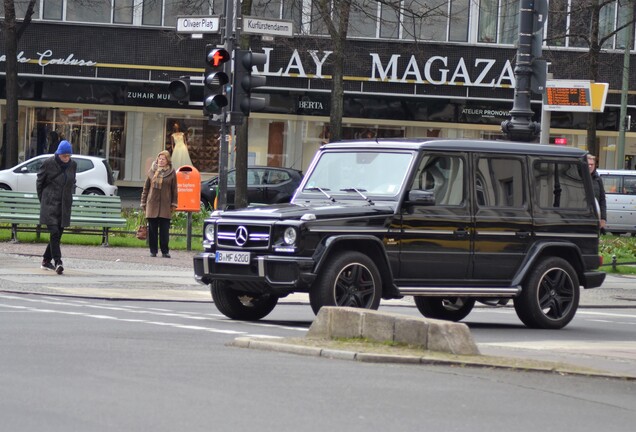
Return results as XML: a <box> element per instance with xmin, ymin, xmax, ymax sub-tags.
<box><xmin>210</xmin><ymin>280</ymin><xmax>278</xmax><ymax>321</ymax></box>
<box><xmin>310</xmin><ymin>251</ymin><xmax>382</xmax><ymax>314</ymax></box>
<box><xmin>0</xmin><ymin>184</ymin><xmax>10</xmax><ymax>190</ymax></box>
<box><xmin>514</xmin><ymin>257</ymin><xmax>580</xmax><ymax>329</ymax></box>
<box><xmin>414</xmin><ymin>297</ymin><xmax>475</xmax><ymax>322</ymax></box>
<box><xmin>82</xmin><ymin>188</ymin><xmax>105</xmax><ymax>195</ymax></box>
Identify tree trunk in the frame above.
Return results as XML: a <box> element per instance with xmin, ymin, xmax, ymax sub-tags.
<box><xmin>3</xmin><ymin>1</ymin><xmax>19</xmax><ymax>168</ymax></box>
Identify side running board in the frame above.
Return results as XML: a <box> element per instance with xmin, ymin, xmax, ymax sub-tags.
<box><xmin>398</xmin><ymin>286</ymin><xmax>521</xmax><ymax>297</ymax></box>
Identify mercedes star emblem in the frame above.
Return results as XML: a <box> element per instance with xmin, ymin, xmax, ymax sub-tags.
<box><xmin>235</xmin><ymin>226</ymin><xmax>249</xmax><ymax>246</ymax></box>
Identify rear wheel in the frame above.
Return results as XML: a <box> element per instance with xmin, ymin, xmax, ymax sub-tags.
<box><xmin>414</xmin><ymin>297</ymin><xmax>475</xmax><ymax>322</ymax></box>
<box><xmin>514</xmin><ymin>257</ymin><xmax>579</xmax><ymax>329</ymax></box>
<box><xmin>83</xmin><ymin>188</ymin><xmax>105</xmax><ymax>195</ymax></box>
<box><xmin>309</xmin><ymin>251</ymin><xmax>382</xmax><ymax>315</ymax></box>
<box><xmin>210</xmin><ymin>281</ymin><xmax>278</xmax><ymax>321</ymax></box>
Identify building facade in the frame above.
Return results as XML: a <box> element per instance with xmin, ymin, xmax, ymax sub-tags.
<box><xmin>1</xmin><ymin>0</ymin><xmax>635</xmax><ymax>187</ymax></box>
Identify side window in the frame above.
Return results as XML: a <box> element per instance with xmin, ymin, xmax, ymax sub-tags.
<box><xmin>265</xmin><ymin>170</ymin><xmax>290</xmax><ymax>185</ymax></box>
<box><xmin>624</xmin><ymin>177</ymin><xmax>636</xmax><ymax>195</ymax></box>
<box><xmin>75</xmin><ymin>158</ymin><xmax>94</xmax><ymax>173</ymax></box>
<box><xmin>227</xmin><ymin>171</ymin><xmax>236</xmax><ymax>186</ymax></box>
<box><xmin>413</xmin><ymin>154</ymin><xmax>464</xmax><ymax>206</ymax></box>
<box><xmin>534</xmin><ymin>161</ymin><xmax>587</xmax><ymax>209</ymax></box>
<box><xmin>475</xmin><ymin>157</ymin><xmax>524</xmax><ymax>208</ymax></box>
<box><xmin>600</xmin><ymin>175</ymin><xmax>622</xmax><ymax>194</ymax></box>
<box><xmin>23</xmin><ymin>159</ymin><xmax>44</xmax><ymax>173</ymax></box>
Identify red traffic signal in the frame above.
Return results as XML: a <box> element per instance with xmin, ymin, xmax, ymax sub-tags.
<box><xmin>207</xmin><ymin>48</ymin><xmax>230</xmax><ymax>68</ymax></box>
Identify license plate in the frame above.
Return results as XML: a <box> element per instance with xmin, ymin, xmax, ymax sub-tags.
<box><xmin>215</xmin><ymin>251</ymin><xmax>250</xmax><ymax>265</ymax></box>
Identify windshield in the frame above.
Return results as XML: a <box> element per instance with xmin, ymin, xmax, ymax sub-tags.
<box><xmin>302</xmin><ymin>151</ymin><xmax>413</xmax><ymax>198</ymax></box>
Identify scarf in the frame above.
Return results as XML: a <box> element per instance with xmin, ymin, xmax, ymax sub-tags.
<box><xmin>150</xmin><ymin>162</ymin><xmax>173</xmax><ymax>190</ymax></box>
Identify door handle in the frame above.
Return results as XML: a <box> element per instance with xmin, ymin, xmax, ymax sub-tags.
<box><xmin>515</xmin><ymin>231</ymin><xmax>531</xmax><ymax>239</ymax></box>
<box><xmin>453</xmin><ymin>229</ymin><xmax>469</xmax><ymax>238</ymax></box>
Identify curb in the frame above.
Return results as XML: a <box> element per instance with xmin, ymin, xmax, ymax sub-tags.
<box><xmin>229</xmin><ymin>337</ymin><xmax>636</xmax><ymax>380</ymax></box>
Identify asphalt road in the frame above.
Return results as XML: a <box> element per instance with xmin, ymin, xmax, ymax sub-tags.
<box><xmin>1</xmin><ymin>295</ymin><xmax>635</xmax><ymax>432</ymax></box>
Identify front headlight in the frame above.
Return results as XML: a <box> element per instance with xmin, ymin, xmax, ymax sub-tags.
<box><xmin>283</xmin><ymin>227</ymin><xmax>297</xmax><ymax>246</ymax></box>
<box><xmin>204</xmin><ymin>223</ymin><xmax>216</xmax><ymax>242</ymax></box>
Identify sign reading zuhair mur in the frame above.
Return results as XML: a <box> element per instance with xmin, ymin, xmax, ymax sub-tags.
<box><xmin>242</xmin><ymin>17</ymin><xmax>293</xmax><ymax>37</ymax></box>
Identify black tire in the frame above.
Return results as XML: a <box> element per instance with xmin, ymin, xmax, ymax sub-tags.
<box><xmin>514</xmin><ymin>257</ymin><xmax>580</xmax><ymax>329</ymax></box>
<box><xmin>413</xmin><ymin>297</ymin><xmax>475</xmax><ymax>322</ymax></box>
<box><xmin>210</xmin><ymin>281</ymin><xmax>278</xmax><ymax>321</ymax></box>
<box><xmin>309</xmin><ymin>251</ymin><xmax>382</xmax><ymax>315</ymax></box>
<box><xmin>83</xmin><ymin>188</ymin><xmax>105</xmax><ymax>195</ymax></box>
<box><xmin>0</xmin><ymin>184</ymin><xmax>10</xmax><ymax>190</ymax></box>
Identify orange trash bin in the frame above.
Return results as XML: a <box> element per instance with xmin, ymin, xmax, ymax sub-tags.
<box><xmin>176</xmin><ymin>165</ymin><xmax>201</xmax><ymax>212</ymax></box>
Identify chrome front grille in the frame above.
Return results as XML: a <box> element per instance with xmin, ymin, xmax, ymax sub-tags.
<box><xmin>216</xmin><ymin>223</ymin><xmax>271</xmax><ymax>249</ymax></box>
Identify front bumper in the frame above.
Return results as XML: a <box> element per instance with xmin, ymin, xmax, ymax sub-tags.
<box><xmin>193</xmin><ymin>252</ymin><xmax>317</xmax><ymax>291</ymax></box>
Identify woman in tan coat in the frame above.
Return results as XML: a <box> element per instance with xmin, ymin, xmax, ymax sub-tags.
<box><xmin>141</xmin><ymin>150</ymin><xmax>178</xmax><ymax>257</ymax></box>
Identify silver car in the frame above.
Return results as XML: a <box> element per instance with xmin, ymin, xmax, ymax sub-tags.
<box><xmin>0</xmin><ymin>154</ymin><xmax>118</xmax><ymax>195</ymax></box>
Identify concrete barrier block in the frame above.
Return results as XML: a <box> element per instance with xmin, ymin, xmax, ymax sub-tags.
<box><xmin>394</xmin><ymin>317</ymin><xmax>429</xmax><ymax>348</ymax></box>
<box><xmin>306</xmin><ymin>306</ymin><xmax>331</xmax><ymax>339</ymax></box>
<box><xmin>330</xmin><ymin>307</ymin><xmax>363</xmax><ymax>338</ymax></box>
<box><xmin>362</xmin><ymin>311</ymin><xmax>395</xmax><ymax>342</ymax></box>
<box><xmin>427</xmin><ymin>320</ymin><xmax>480</xmax><ymax>355</ymax></box>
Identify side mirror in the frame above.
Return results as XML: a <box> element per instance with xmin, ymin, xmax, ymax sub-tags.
<box><xmin>406</xmin><ymin>189</ymin><xmax>435</xmax><ymax>206</ymax></box>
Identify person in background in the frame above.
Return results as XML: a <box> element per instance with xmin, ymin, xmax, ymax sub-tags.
<box><xmin>141</xmin><ymin>150</ymin><xmax>178</xmax><ymax>258</ymax></box>
<box><xmin>587</xmin><ymin>153</ymin><xmax>607</xmax><ymax>232</ymax></box>
<box><xmin>37</xmin><ymin>140</ymin><xmax>77</xmax><ymax>275</ymax></box>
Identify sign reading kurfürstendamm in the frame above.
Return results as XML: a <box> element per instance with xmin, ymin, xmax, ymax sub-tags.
<box><xmin>242</xmin><ymin>17</ymin><xmax>293</xmax><ymax>37</ymax></box>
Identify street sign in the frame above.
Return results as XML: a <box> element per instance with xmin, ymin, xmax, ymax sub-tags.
<box><xmin>544</xmin><ymin>80</ymin><xmax>608</xmax><ymax>113</ymax></box>
<box><xmin>242</xmin><ymin>16</ymin><xmax>293</xmax><ymax>37</ymax></box>
<box><xmin>176</xmin><ymin>16</ymin><xmax>220</xmax><ymax>34</ymax></box>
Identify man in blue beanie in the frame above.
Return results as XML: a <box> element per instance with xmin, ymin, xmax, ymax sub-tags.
<box><xmin>36</xmin><ymin>140</ymin><xmax>77</xmax><ymax>274</ymax></box>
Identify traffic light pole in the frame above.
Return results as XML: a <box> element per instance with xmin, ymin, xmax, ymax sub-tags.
<box><xmin>215</xmin><ymin>0</ymin><xmax>236</xmax><ymax>211</ymax></box>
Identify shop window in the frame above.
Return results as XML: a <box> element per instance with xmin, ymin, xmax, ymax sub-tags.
<box><xmin>165</xmin><ymin>118</ymin><xmax>221</xmax><ymax>173</ymax></box>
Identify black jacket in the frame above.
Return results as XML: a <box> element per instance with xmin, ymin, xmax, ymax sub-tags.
<box><xmin>591</xmin><ymin>170</ymin><xmax>607</xmax><ymax>221</ymax></box>
<box><xmin>36</xmin><ymin>155</ymin><xmax>77</xmax><ymax>226</ymax></box>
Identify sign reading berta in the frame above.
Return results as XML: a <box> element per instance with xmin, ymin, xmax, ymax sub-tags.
<box><xmin>242</xmin><ymin>16</ymin><xmax>293</xmax><ymax>37</ymax></box>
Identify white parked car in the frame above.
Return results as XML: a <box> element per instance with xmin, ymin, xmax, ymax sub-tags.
<box><xmin>0</xmin><ymin>154</ymin><xmax>118</xmax><ymax>196</ymax></box>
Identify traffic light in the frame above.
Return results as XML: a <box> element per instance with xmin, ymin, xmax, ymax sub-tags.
<box><xmin>168</xmin><ymin>77</ymin><xmax>190</xmax><ymax>103</ymax></box>
<box><xmin>204</xmin><ymin>44</ymin><xmax>231</xmax><ymax>116</ymax></box>
<box><xmin>232</xmin><ymin>49</ymin><xmax>267</xmax><ymax>116</ymax></box>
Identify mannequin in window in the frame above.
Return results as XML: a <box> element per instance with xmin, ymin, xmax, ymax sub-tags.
<box><xmin>170</xmin><ymin>121</ymin><xmax>192</xmax><ymax>169</ymax></box>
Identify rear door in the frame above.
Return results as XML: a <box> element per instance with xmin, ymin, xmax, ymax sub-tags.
<box><xmin>472</xmin><ymin>154</ymin><xmax>532</xmax><ymax>281</ymax></box>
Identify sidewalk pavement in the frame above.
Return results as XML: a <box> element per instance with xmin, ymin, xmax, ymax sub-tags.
<box><xmin>1</xmin><ymin>241</ymin><xmax>635</xmax><ymax>379</ymax></box>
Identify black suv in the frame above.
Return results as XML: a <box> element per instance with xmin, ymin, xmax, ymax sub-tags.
<box><xmin>194</xmin><ymin>139</ymin><xmax>605</xmax><ymax>329</ymax></box>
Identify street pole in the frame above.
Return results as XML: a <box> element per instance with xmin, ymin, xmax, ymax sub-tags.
<box><xmin>617</xmin><ymin>0</ymin><xmax>634</xmax><ymax>169</ymax></box>
<box><xmin>539</xmin><ymin>71</ymin><xmax>553</xmax><ymax>144</ymax></box>
<box><xmin>501</xmin><ymin>0</ymin><xmax>542</xmax><ymax>142</ymax></box>
<box><xmin>215</xmin><ymin>0</ymin><xmax>236</xmax><ymax>210</ymax></box>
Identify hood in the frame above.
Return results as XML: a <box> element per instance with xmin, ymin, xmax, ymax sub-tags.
<box><xmin>216</xmin><ymin>201</ymin><xmax>397</xmax><ymax>220</ymax></box>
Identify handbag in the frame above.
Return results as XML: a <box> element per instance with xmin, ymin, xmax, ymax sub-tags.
<box><xmin>136</xmin><ymin>224</ymin><xmax>147</xmax><ymax>240</ymax></box>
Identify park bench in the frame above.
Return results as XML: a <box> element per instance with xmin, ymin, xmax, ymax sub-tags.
<box><xmin>0</xmin><ymin>190</ymin><xmax>126</xmax><ymax>246</ymax></box>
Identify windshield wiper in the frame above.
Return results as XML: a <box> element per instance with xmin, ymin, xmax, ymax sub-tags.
<box><xmin>305</xmin><ymin>187</ymin><xmax>336</xmax><ymax>202</ymax></box>
<box><xmin>340</xmin><ymin>188</ymin><xmax>374</xmax><ymax>205</ymax></box>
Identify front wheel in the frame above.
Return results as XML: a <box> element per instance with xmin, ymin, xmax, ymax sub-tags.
<box><xmin>83</xmin><ymin>188</ymin><xmax>105</xmax><ymax>195</ymax></box>
<box><xmin>414</xmin><ymin>297</ymin><xmax>475</xmax><ymax>322</ymax></box>
<box><xmin>0</xmin><ymin>184</ymin><xmax>11</xmax><ymax>190</ymax></box>
<box><xmin>210</xmin><ymin>281</ymin><xmax>278</xmax><ymax>321</ymax></box>
<box><xmin>514</xmin><ymin>257</ymin><xmax>580</xmax><ymax>329</ymax></box>
<box><xmin>309</xmin><ymin>251</ymin><xmax>382</xmax><ymax>315</ymax></box>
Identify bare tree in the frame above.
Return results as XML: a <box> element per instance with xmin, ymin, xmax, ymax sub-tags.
<box><xmin>1</xmin><ymin>0</ymin><xmax>36</xmax><ymax>168</ymax></box>
<box><xmin>543</xmin><ymin>0</ymin><xmax>636</xmax><ymax>156</ymax></box>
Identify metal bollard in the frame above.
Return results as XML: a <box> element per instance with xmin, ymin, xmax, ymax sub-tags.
<box><xmin>612</xmin><ymin>254</ymin><xmax>617</xmax><ymax>271</ymax></box>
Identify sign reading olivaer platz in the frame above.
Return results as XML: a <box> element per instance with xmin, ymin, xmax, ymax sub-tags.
<box><xmin>176</xmin><ymin>16</ymin><xmax>220</xmax><ymax>33</ymax></box>
<box><xmin>242</xmin><ymin>16</ymin><xmax>293</xmax><ymax>37</ymax></box>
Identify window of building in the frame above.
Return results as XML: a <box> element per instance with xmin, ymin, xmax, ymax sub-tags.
<box><xmin>534</xmin><ymin>161</ymin><xmax>587</xmax><ymax>209</ymax></box>
<box><xmin>114</xmin><ymin>0</ymin><xmax>135</xmax><ymax>24</ymax></box>
<box><xmin>449</xmin><ymin>0</ymin><xmax>470</xmax><ymax>42</ymax></box>
<box><xmin>478</xmin><ymin>0</ymin><xmax>498</xmax><ymax>43</ymax></box>
<box><xmin>142</xmin><ymin>0</ymin><xmax>162</xmax><ymax>26</ymax></box>
<box><xmin>349</xmin><ymin>1</ymin><xmax>378</xmax><ymax>38</ymax></box>
<box><xmin>546</xmin><ymin>0</ymin><xmax>567</xmax><ymax>47</ymax></box>
<box><xmin>498</xmin><ymin>1</ymin><xmax>519</xmax><ymax>44</ymax></box>
<box><xmin>43</xmin><ymin>0</ymin><xmax>63</xmax><ymax>20</ymax></box>
<box><xmin>379</xmin><ymin>2</ymin><xmax>400</xmax><ymax>39</ymax></box>
<box><xmin>66</xmin><ymin>0</ymin><xmax>111</xmax><ymax>23</ymax></box>
<box><xmin>310</xmin><ymin>1</ymin><xmax>328</xmax><ymax>35</ymax></box>
<box><xmin>402</xmin><ymin>0</ymin><xmax>448</xmax><ymax>41</ymax></box>
<box><xmin>253</xmin><ymin>0</ymin><xmax>282</xmax><ymax>19</ymax></box>
<box><xmin>282</xmin><ymin>0</ymin><xmax>303</xmax><ymax>32</ymax></box>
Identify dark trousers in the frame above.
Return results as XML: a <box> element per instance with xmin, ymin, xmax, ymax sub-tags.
<box><xmin>43</xmin><ymin>224</ymin><xmax>64</xmax><ymax>263</ymax></box>
<box><xmin>147</xmin><ymin>217</ymin><xmax>171</xmax><ymax>254</ymax></box>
